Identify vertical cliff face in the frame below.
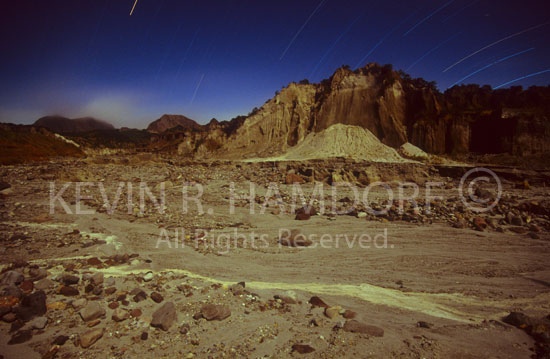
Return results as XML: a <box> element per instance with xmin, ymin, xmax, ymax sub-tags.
<box><xmin>184</xmin><ymin>63</ymin><xmax>550</xmax><ymax>160</ymax></box>
<box><xmin>215</xmin><ymin>64</ymin><xmax>413</xmax><ymax>159</ymax></box>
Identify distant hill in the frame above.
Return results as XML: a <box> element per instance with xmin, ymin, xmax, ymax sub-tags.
<box><xmin>146</xmin><ymin>114</ymin><xmax>202</xmax><ymax>133</ymax></box>
<box><xmin>0</xmin><ymin>123</ymin><xmax>84</xmax><ymax>164</ymax></box>
<box><xmin>34</xmin><ymin>116</ymin><xmax>114</xmax><ymax>133</ymax></box>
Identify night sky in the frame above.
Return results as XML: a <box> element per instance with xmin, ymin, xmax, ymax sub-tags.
<box><xmin>1</xmin><ymin>0</ymin><xmax>549</xmax><ymax>128</ymax></box>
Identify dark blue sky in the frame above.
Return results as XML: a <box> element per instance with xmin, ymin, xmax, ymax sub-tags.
<box><xmin>1</xmin><ymin>0</ymin><xmax>549</xmax><ymax>128</ymax></box>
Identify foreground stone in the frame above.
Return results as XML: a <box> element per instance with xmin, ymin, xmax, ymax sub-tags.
<box><xmin>279</xmin><ymin>229</ymin><xmax>312</xmax><ymax>247</ymax></box>
<box><xmin>292</xmin><ymin>343</ymin><xmax>315</xmax><ymax>354</ymax></box>
<box><xmin>14</xmin><ymin>290</ymin><xmax>46</xmax><ymax>321</ymax></box>
<box><xmin>151</xmin><ymin>302</ymin><xmax>177</xmax><ymax>331</ymax></box>
<box><xmin>112</xmin><ymin>308</ymin><xmax>129</xmax><ymax>322</ymax></box>
<box><xmin>343</xmin><ymin>320</ymin><xmax>384</xmax><ymax>337</ymax></box>
<box><xmin>200</xmin><ymin>304</ymin><xmax>231</xmax><ymax>321</ymax></box>
<box><xmin>80</xmin><ymin>328</ymin><xmax>104</xmax><ymax>348</ymax></box>
<box><xmin>80</xmin><ymin>302</ymin><xmax>105</xmax><ymax>322</ymax></box>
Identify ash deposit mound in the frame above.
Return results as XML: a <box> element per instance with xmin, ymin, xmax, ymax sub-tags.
<box><xmin>282</xmin><ymin>124</ymin><xmax>407</xmax><ymax>162</ymax></box>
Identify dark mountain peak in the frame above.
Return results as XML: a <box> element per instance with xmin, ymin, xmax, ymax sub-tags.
<box><xmin>34</xmin><ymin>116</ymin><xmax>114</xmax><ymax>134</ymax></box>
<box><xmin>146</xmin><ymin>114</ymin><xmax>202</xmax><ymax>133</ymax></box>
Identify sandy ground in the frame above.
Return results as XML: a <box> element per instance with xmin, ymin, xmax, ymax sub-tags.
<box><xmin>0</xmin><ymin>158</ymin><xmax>549</xmax><ymax>358</ymax></box>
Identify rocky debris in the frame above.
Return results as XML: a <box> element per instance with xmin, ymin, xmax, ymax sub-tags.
<box><xmin>52</xmin><ymin>335</ymin><xmax>69</xmax><ymax>346</ymax></box>
<box><xmin>0</xmin><ymin>271</ymin><xmax>24</xmax><ymax>286</ymax></box>
<box><xmin>200</xmin><ymin>304</ymin><xmax>231</xmax><ymax>321</ymax></box>
<box><xmin>229</xmin><ymin>282</ymin><xmax>246</xmax><ymax>296</ymax></box>
<box><xmin>34</xmin><ymin>278</ymin><xmax>54</xmax><ymax>290</ymax></box>
<box><xmin>285</xmin><ymin>173</ymin><xmax>305</xmax><ymax>184</ymax></box>
<box><xmin>324</xmin><ymin>306</ymin><xmax>342</xmax><ymax>319</ymax></box>
<box><xmin>130</xmin><ymin>308</ymin><xmax>142</xmax><ymax>318</ymax></box>
<box><xmin>274</xmin><ymin>293</ymin><xmax>297</xmax><ymax>305</ymax></box>
<box><xmin>8</xmin><ymin>329</ymin><xmax>32</xmax><ymax>345</ymax></box>
<box><xmin>503</xmin><ymin>312</ymin><xmax>534</xmax><ymax>328</ymax></box>
<box><xmin>151</xmin><ymin>302</ymin><xmax>177</xmax><ymax>331</ymax></box>
<box><xmin>112</xmin><ymin>308</ymin><xmax>129</xmax><ymax>322</ymax></box>
<box><xmin>80</xmin><ymin>328</ymin><xmax>104</xmax><ymax>348</ymax></box>
<box><xmin>150</xmin><ymin>292</ymin><xmax>164</xmax><ymax>303</ymax></box>
<box><xmin>90</xmin><ymin>272</ymin><xmax>104</xmax><ymax>286</ymax></box>
<box><xmin>142</xmin><ymin>272</ymin><xmax>154</xmax><ymax>282</ymax></box>
<box><xmin>80</xmin><ymin>302</ymin><xmax>105</xmax><ymax>322</ymax></box>
<box><xmin>131</xmin><ymin>288</ymin><xmax>148</xmax><ymax>302</ymax></box>
<box><xmin>71</xmin><ymin>298</ymin><xmax>87</xmax><ymax>310</ymax></box>
<box><xmin>342</xmin><ymin>320</ymin><xmax>384</xmax><ymax>337</ymax></box>
<box><xmin>295</xmin><ymin>212</ymin><xmax>311</xmax><ymax>220</ymax></box>
<box><xmin>27</xmin><ymin>316</ymin><xmax>48</xmax><ymax>329</ymax></box>
<box><xmin>294</xmin><ymin>206</ymin><xmax>318</xmax><ymax>221</ymax></box>
<box><xmin>292</xmin><ymin>343</ymin><xmax>316</xmax><ymax>354</ymax></box>
<box><xmin>0</xmin><ymin>181</ymin><xmax>11</xmax><ymax>192</ymax></box>
<box><xmin>19</xmin><ymin>280</ymin><xmax>33</xmax><ymax>294</ymax></box>
<box><xmin>61</xmin><ymin>274</ymin><xmax>79</xmax><ymax>285</ymax></box>
<box><xmin>180</xmin><ymin>323</ymin><xmax>190</xmax><ymax>335</ymax></box>
<box><xmin>473</xmin><ymin>217</ymin><xmax>488</xmax><ymax>231</ymax></box>
<box><xmin>29</xmin><ymin>267</ymin><xmax>48</xmax><ymax>281</ymax></box>
<box><xmin>342</xmin><ymin>310</ymin><xmax>357</xmax><ymax>319</ymax></box>
<box><xmin>13</xmin><ymin>290</ymin><xmax>46</xmax><ymax>322</ymax></box>
<box><xmin>503</xmin><ymin>312</ymin><xmax>550</xmax><ymax>357</ymax></box>
<box><xmin>279</xmin><ymin>229</ymin><xmax>312</xmax><ymax>247</ymax></box>
<box><xmin>417</xmin><ymin>321</ymin><xmax>432</xmax><ymax>329</ymax></box>
<box><xmin>308</xmin><ymin>296</ymin><xmax>328</xmax><ymax>308</ymax></box>
<box><xmin>59</xmin><ymin>285</ymin><xmax>79</xmax><ymax>296</ymax></box>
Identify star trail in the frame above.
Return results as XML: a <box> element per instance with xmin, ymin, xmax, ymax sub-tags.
<box><xmin>0</xmin><ymin>0</ymin><xmax>549</xmax><ymax>127</ymax></box>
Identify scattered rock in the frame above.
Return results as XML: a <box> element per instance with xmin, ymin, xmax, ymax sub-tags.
<box><xmin>29</xmin><ymin>316</ymin><xmax>48</xmax><ymax>329</ymax></box>
<box><xmin>324</xmin><ymin>306</ymin><xmax>342</xmax><ymax>319</ymax></box>
<box><xmin>72</xmin><ymin>298</ymin><xmax>87</xmax><ymax>310</ymax></box>
<box><xmin>87</xmin><ymin>257</ymin><xmax>103</xmax><ymax>267</ymax></box>
<box><xmin>29</xmin><ymin>268</ymin><xmax>48</xmax><ymax>281</ymax></box>
<box><xmin>150</xmin><ymin>292</ymin><xmax>164</xmax><ymax>303</ymax></box>
<box><xmin>180</xmin><ymin>323</ymin><xmax>190</xmax><ymax>335</ymax></box>
<box><xmin>417</xmin><ymin>321</ymin><xmax>432</xmax><ymax>329</ymax></box>
<box><xmin>309</xmin><ymin>296</ymin><xmax>328</xmax><ymax>308</ymax></box>
<box><xmin>279</xmin><ymin>229</ymin><xmax>312</xmax><ymax>247</ymax></box>
<box><xmin>142</xmin><ymin>272</ymin><xmax>154</xmax><ymax>282</ymax></box>
<box><xmin>90</xmin><ymin>272</ymin><xmax>104</xmax><ymax>286</ymax></box>
<box><xmin>59</xmin><ymin>285</ymin><xmax>79</xmax><ymax>296</ymax></box>
<box><xmin>52</xmin><ymin>335</ymin><xmax>69</xmax><ymax>346</ymax></box>
<box><xmin>200</xmin><ymin>304</ymin><xmax>231</xmax><ymax>321</ymax></box>
<box><xmin>14</xmin><ymin>290</ymin><xmax>46</xmax><ymax>322</ymax></box>
<box><xmin>19</xmin><ymin>280</ymin><xmax>33</xmax><ymax>294</ymax></box>
<box><xmin>61</xmin><ymin>274</ymin><xmax>79</xmax><ymax>285</ymax></box>
<box><xmin>130</xmin><ymin>308</ymin><xmax>142</xmax><ymax>318</ymax></box>
<box><xmin>132</xmin><ymin>288</ymin><xmax>147</xmax><ymax>302</ymax></box>
<box><xmin>342</xmin><ymin>310</ymin><xmax>357</xmax><ymax>319</ymax></box>
<box><xmin>230</xmin><ymin>282</ymin><xmax>246</xmax><ymax>296</ymax></box>
<box><xmin>151</xmin><ymin>302</ymin><xmax>177</xmax><ymax>331</ymax></box>
<box><xmin>140</xmin><ymin>332</ymin><xmax>148</xmax><ymax>340</ymax></box>
<box><xmin>503</xmin><ymin>312</ymin><xmax>534</xmax><ymax>328</ymax></box>
<box><xmin>274</xmin><ymin>294</ymin><xmax>297</xmax><ymax>304</ymax></box>
<box><xmin>35</xmin><ymin>278</ymin><xmax>54</xmax><ymax>291</ymax></box>
<box><xmin>0</xmin><ymin>271</ymin><xmax>24</xmax><ymax>287</ymax></box>
<box><xmin>80</xmin><ymin>328</ymin><xmax>104</xmax><ymax>348</ymax></box>
<box><xmin>104</xmin><ymin>287</ymin><xmax>117</xmax><ymax>295</ymax></box>
<box><xmin>473</xmin><ymin>217</ymin><xmax>488</xmax><ymax>231</ymax></box>
<box><xmin>112</xmin><ymin>308</ymin><xmax>129</xmax><ymax>322</ymax></box>
<box><xmin>285</xmin><ymin>173</ymin><xmax>305</xmax><ymax>184</ymax></box>
<box><xmin>295</xmin><ymin>212</ymin><xmax>311</xmax><ymax>221</ymax></box>
<box><xmin>80</xmin><ymin>302</ymin><xmax>105</xmax><ymax>322</ymax></box>
<box><xmin>8</xmin><ymin>329</ymin><xmax>32</xmax><ymax>345</ymax></box>
<box><xmin>343</xmin><ymin>320</ymin><xmax>384</xmax><ymax>337</ymax></box>
<box><xmin>292</xmin><ymin>344</ymin><xmax>315</xmax><ymax>354</ymax></box>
